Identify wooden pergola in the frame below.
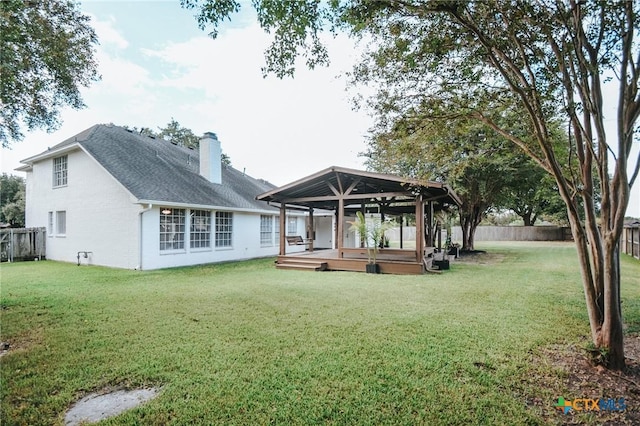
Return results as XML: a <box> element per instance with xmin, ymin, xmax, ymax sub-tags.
<box><xmin>257</xmin><ymin>166</ymin><xmax>462</xmax><ymax>274</ymax></box>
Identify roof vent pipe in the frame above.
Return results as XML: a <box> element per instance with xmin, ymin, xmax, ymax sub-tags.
<box><xmin>199</xmin><ymin>132</ymin><xmax>222</xmax><ymax>184</ymax></box>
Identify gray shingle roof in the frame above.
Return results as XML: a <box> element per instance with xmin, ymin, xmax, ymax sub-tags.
<box><xmin>45</xmin><ymin>124</ymin><xmax>278</xmax><ymax>211</ymax></box>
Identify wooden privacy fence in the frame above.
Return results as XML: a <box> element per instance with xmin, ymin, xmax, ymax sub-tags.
<box><xmin>446</xmin><ymin>224</ymin><xmax>636</xmax><ymax>260</ymax></box>
<box><xmin>450</xmin><ymin>225</ymin><xmax>570</xmax><ymax>242</ymax></box>
<box><xmin>0</xmin><ymin>227</ymin><xmax>46</xmax><ymax>262</ymax></box>
<box><xmin>622</xmin><ymin>224</ymin><xmax>640</xmax><ymax>260</ymax></box>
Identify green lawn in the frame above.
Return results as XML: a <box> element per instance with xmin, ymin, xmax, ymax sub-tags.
<box><xmin>1</xmin><ymin>242</ymin><xmax>639</xmax><ymax>425</ymax></box>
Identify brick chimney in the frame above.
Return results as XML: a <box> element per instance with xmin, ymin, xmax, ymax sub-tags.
<box><xmin>199</xmin><ymin>132</ymin><xmax>222</xmax><ymax>184</ymax></box>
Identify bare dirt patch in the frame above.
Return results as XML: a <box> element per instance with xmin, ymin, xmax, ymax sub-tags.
<box><xmin>527</xmin><ymin>334</ymin><xmax>640</xmax><ymax>425</ymax></box>
<box><xmin>455</xmin><ymin>250</ymin><xmax>506</xmax><ymax>265</ymax></box>
<box><xmin>0</xmin><ymin>327</ymin><xmax>45</xmax><ymax>358</ymax></box>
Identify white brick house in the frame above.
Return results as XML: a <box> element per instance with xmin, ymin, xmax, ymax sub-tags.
<box><xmin>17</xmin><ymin>124</ymin><xmax>308</xmax><ymax>269</ymax></box>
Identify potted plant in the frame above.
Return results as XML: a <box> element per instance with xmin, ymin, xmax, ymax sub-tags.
<box><xmin>444</xmin><ymin>234</ymin><xmax>452</xmax><ymax>253</ymax></box>
<box><xmin>348</xmin><ymin>211</ymin><xmax>392</xmax><ymax>273</ymax></box>
<box><xmin>449</xmin><ymin>242</ymin><xmax>460</xmax><ymax>259</ymax></box>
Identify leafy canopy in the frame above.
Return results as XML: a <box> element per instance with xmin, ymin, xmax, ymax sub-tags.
<box><xmin>123</xmin><ymin>119</ymin><xmax>232</xmax><ymax>165</ymax></box>
<box><xmin>0</xmin><ymin>0</ymin><xmax>100</xmax><ymax>147</ymax></box>
<box><xmin>180</xmin><ymin>0</ymin><xmax>335</xmax><ymax>77</ymax></box>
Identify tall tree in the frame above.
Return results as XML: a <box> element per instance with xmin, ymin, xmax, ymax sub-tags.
<box><xmin>0</xmin><ymin>173</ymin><xmax>25</xmax><ymax>227</ymax></box>
<box><xmin>0</xmin><ymin>0</ymin><xmax>100</xmax><ymax>147</ymax></box>
<box><xmin>156</xmin><ymin>118</ymin><xmax>201</xmax><ymax>149</ymax></box>
<box><xmin>124</xmin><ymin>120</ymin><xmax>232</xmax><ymax>165</ymax></box>
<box><xmin>501</xmin><ymin>158</ymin><xmax>560</xmax><ymax>226</ymax></box>
<box><xmin>156</xmin><ymin>119</ymin><xmax>232</xmax><ymax>165</ymax></box>
<box><xmin>186</xmin><ymin>1</ymin><xmax>640</xmax><ymax>369</ymax></box>
<box><xmin>367</xmin><ymin>117</ymin><xmax>545</xmax><ymax>249</ymax></box>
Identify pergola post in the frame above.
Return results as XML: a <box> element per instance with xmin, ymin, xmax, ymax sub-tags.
<box><xmin>399</xmin><ymin>214</ymin><xmax>404</xmax><ymax>249</ymax></box>
<box><xmin>333</xmin><ymin>210</ymin><xmax>339</xmax><ymax>250</ymax></box>
<box><xmin>359</xmin><ymin>202</ymin><xmax>366</xmax><ymax>248</ymax></box>
<box><xmin>380</xmin><ymin>205</ymin><xmax>386</xmax><ymax>249</ymax></box>
<box><xmin>337</xmin><ymin>198</ymin><xmax>344</xmax><ymax>258</ymax></box>
<box><xmin>427</xmin><ymin>201</ymin><xmax>434</xmax><ymax>247</ymax></box>
<box><xmin>415</xmin><ymin>195</ymin><xmax>424</xmax><ymax>261</ymax></box>
<box><xmin>279</xmin><ymin>204</ymin><xmax>286</xmax><ymax>256</ymax></box>
<box><xmin>307</xmin><ymin>208</ymin><xmax>314</xmax><ymax>252</ymax></box>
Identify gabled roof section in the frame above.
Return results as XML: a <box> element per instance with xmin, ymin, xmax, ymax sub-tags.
<box><xmin>17</xmin><ymin>125</ymin><xmax>98</xmax><ymax>168</ymax></box>
<box><xmin>20</xmin><ymin>124</ymin><xmax>277</xmax><ymax>212</ymax></box>
<box><xmin>257</xmin><ymin>166</ymin><xmax>461</xmax><ymax>210</ymax></box>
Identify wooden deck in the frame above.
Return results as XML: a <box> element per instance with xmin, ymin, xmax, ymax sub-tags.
<box><xmin>276</xmin><ymin>248</ymin><xmax>435</xmax><ymax>274</ymax></box>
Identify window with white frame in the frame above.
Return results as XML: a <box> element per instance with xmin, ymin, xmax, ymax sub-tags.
<box><xmin>215</xmin><ymin>211</ymin><xmax>233</xmax><ymax>247</ymax></box>
<box><xmin>53</xmin><ymin>155</ymin><xmax>68</xmax><ymax>187</ymax></box>
<box><xmin>275</xmin><ymin>215</ymin><xmax>280</xmax><ymax>243</ymax></box>
<box><xmin>48</xmin><ymin>211</ymin><xmax>53</xmax><ymax>236</ymax></box>
<box><xmin>160</xmin><ymin>208</ymin><xmax>185</xmax><ymax>251</ymax></box>
<box><xmin>56</xmin><ymin>211</ymin><xmax>66</xmax><ymax>236</ymax></box>
<box><xmin>260</xmin><ymin>215</ymin><xmax>273</xmax><ymax>246</ymax></box>
<box><xmin>190</xmin><ymin>210</ymin><xmax>211</xmax><ymax>249</ymax></box>
<box><xmin>287</xmin><ymin>217</ymin><xmax>297</xmax><ymax>235</ymax></box>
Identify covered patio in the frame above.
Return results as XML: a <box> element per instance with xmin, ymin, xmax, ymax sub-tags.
<box><xmin>257</xmin><ymin>166</ymin><xmax>461</xmax><ymax>274</ymax></box>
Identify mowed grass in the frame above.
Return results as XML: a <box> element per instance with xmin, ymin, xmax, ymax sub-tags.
<box><xmin>1</xmin><ymin>242</ymin><xmax>639</xmax><ymax>425</ymax></box>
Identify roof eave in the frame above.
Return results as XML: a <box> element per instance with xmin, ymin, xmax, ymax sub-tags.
<box><xmin>256</xmin><ymin>165</ymin><xmax>448</xmax><ymax>202</ymax></box>
<box><xmin>441</xmin><ymin>184</ymin><xmax>463</xmax><ymax>207</ymax></box>
<box><xmin>136</xmin><ymin>200</ymin><xmax>278</xmax><ymax>214</ymax></box>
<box><xmin>256</xmin><ymin>165</ymin><xmax>339</xmax><ymax>201</ymax></box>
<box><xmin>19</xmin><ymin>142</ymin><xmax>81</xmax><ymax>165</ymax></box>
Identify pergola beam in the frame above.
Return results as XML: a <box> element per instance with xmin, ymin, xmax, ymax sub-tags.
<box><xmin>283</xmin><ymin>192</ymin><xmax>415</xmax><ymax>204</ymax></box>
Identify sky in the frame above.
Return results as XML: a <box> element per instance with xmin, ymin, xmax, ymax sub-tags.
<box><xmin>1</xmin><ymin>0</ymin><xmax>639</xmax><ymax>217</ymax></box>
<box><xmin>1</xmin><ymin>1</ymin><xmax>371</xmax><ymax>183</ymax></box>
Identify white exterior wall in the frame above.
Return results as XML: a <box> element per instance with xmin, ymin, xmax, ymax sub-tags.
<box><xmin>311</xmin><ymin>215</ymin><xmax>335</xmax><ymax>249</ymax></box>
<box><xmin>343</xmin><ymin>214</ymin><xmax>358</xmax><ymax>248</ymax></box>
<box><xmin>25</xmin><ymin>149</ymin><xmax>140</xmax><ymax>268</ymax></box>
<box><xmin>140</xmin><ymin>209</ymin><xmax>281</xmax><ymax>270</ymax></box>
<box><xmin>24</xmin><ymin>148</ymin><xmax>285</xmax><ymax>270</ymax></box>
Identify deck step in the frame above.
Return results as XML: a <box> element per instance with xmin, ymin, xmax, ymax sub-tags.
<box><xmin>423</xmin><ymin>256</ymin><xmax>442</xmax><ymax>274</ymax></box>
<box><xmin>276</xmin><ymin>260</ymin><xmax>328</xmax><ymax>271</ymax></box>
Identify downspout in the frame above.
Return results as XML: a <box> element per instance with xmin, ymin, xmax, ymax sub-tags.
<box><xmin>137</xmin><ymin>204</ymin><xmax>153</xmax><ymax>270</ymax></box>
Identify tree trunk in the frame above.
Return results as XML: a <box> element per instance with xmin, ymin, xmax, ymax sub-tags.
<box><xmin>466</xmin><ymin>225</ymin><xmax>476</xmax><ymax>251</ymax></box>
<box><xmin>565</xmin><ymin>202</ymin><xmax>626</xmax><ymax>369</ymax></box>
<box><xmin>598</xmin><ymin>240</ymin><xmax>625</xmax><ymax>369</ymax></box>
<box><xmin>460</xmin><ymin>215</ymin><xmax>471</xmax><ymax>251</ymax></box>
<box><xmin>459</xmin><ymin>204</ymin><xmax>483</xmax><ymax>251</ymax></box>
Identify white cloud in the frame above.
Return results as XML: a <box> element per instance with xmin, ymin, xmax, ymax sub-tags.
<box><xmin>94</xmin><ymin>53</ymin><xmax>152</xmax><ymax>96</ymax></box>
<box><xmin>130</xmin><ymin>24</ymin><xmax>372</xmax><ymax>185</ymax></box>
<box><xmin>142</xmin><ymin>27</ymin><xmax>268</xmax><ymax>97</ymax></box>
<box><xmin>89</xmin><ymin>14</ymin><xmax>129</xmax><ymax>50</ymax></box>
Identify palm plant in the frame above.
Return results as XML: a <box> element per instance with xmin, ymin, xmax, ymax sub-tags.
<box><xmin>348</xmin><ymin>211</ymin><xmax>392</xmax><ymax>264</ymax></box>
